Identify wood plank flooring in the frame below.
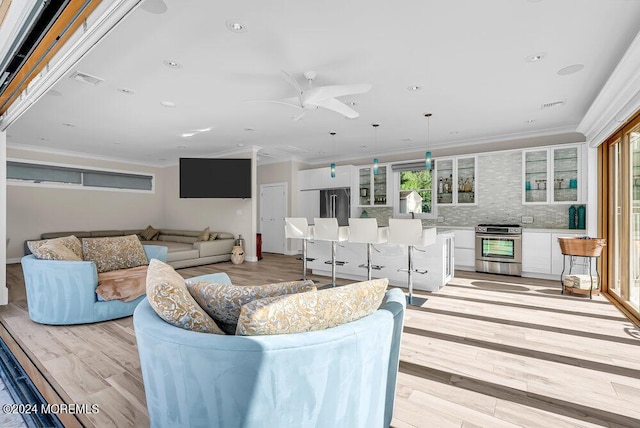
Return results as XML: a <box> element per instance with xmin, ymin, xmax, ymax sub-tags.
<box><xmin>2</xmin><ymin>255</ymin><xmax>640</xmax><ymax>428</ymax></box>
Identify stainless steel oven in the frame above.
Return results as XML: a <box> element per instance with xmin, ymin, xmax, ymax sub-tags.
<box><xmin>475</xmin><ymin>224</ymin><xmax>522</xmax><ymax>276</ymax></box>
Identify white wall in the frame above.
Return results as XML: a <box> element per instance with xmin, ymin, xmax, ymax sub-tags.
<box><xmin>162</xmin><ymin>150</ymin><xmax>257</xmax><ymax>261</ymax></box>
<box><xmin>6</xmin><ymin>148</ymin><xmax>164</xmax><ymax>260</ymax></box>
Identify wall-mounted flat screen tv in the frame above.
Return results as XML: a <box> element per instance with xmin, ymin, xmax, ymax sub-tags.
<box><xmin>179</xmin><ymin>158</ymin><xmax>251</xmax><ymax>198</ymax></box>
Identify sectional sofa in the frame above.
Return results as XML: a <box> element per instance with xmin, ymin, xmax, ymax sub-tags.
<box><xmin>24</xmin><ymin>228</ymin><xmax>236</xmax><ymax>269</ymax></box>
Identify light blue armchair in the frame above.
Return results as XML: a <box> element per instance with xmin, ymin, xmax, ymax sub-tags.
<box><xmin>21</xmin><ymin>245</ymin><xmax>167</xmax><ymax>325</ymax></box>
<box><xmin>134</xmin><ymin>273</ymin><xmax>405</xmax><ymax>428</ymax></box>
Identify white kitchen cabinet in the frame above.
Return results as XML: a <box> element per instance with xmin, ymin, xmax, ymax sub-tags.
<box><xmin>522</xmin><ymin>232</ymin><xmax>551</xmax><ymax>273</ymax></box>
<box><xmin>299</xmin><ymin>166</ymin><xmax>353</xmax><ymax>190</ymax></box>
<box><xmin>435</xmin><ymin>156</ymin><xmax>477</xmax><ymax>206</ymax></box>
<box><xmin>452</xmin><ymin>229</ymin><xmax>475</xmax><ymax>270</ymax></box>
<box><xmin>523</xmin><ymin>145</ymin><xmax>583</xmax><ymax>205</ymax></box>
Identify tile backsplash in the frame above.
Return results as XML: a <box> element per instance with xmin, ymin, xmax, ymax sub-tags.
<box><xmin>360</xmin><ymin>150</ymin><xmax>584</xmax><ymax>229</ymax></box>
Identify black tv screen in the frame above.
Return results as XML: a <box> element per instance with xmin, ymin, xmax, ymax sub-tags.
<box><xmin>180</xmin><ymin>158</ymin><xmax>251</xmax><ymax>198</ymax></box>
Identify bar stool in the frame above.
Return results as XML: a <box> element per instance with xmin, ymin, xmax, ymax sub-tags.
<box><xmin>313</xmin><ymin>217</ymin><xmax>349</xmax><ymax>287</ymax></box>
<box><xmin>387</xmin><ymin>219</ymin><xmax>437</xmax><ymax>304</ymax></box>
<box><xmin>348</xmin><ymin>218</ymin><xmax>388</xmax><ymax>280</ymax></box>
<box><xmin>284</xmin><ymin>218</ymin><xmax>315</xmax><ymax>281</ymax></box>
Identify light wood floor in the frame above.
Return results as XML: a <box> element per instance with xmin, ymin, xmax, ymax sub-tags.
<box><xmin>2</xmin><ymin>254</ymin><xmax>640</xmax><ymax>428</ymax></box>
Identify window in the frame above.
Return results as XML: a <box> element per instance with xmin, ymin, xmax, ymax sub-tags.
<box><xmin>392</xmin><ymin>161</ymin><xmax>435</xmax><ymax>218</ymax></box>
<box><xmin>7</xmin><ymin>160</ymin><xmax>154</xmax><ymax>192</ymax></box>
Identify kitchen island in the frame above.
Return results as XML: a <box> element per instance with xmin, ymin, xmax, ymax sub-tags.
<box><xmin>306</xmin><ymin>229</ymin><xmax>454</xmax><ymax>291</ymax></box>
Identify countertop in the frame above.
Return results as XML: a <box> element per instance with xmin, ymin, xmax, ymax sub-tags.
<box><xmin>434</xmin><ymin>225</ymin><xmax>587</xmax><ymax>234</ymax></box>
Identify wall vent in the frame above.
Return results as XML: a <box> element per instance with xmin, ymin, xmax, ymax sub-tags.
<box><xmin>541</xmin><ymin>100</ymin><xmax>566</xmax><ymax>109</ymax></box>
<box><xmin>69</xmin><ymin>71</ymin><xmax>104</xmax><ymax>86</ymax></box>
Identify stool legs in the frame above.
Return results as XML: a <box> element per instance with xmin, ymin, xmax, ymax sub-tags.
<box><xmin>331</xmin><ymin>241</ymin><xmax>337</xmax><ymax>287</ymax></box>
<box><xmin>366</xmin><ymin>243</ymin><xmax>373</xmax><ymax>281</ymax></box>
<box><xmin>407</xmin><ymin>245</ymin><xmax>414</xmax><ymax>304</ymax></box>
<box><xmin>302</xmin><ymin>238</ymin><xmax>308</xmax><ymax>281</ymax></box>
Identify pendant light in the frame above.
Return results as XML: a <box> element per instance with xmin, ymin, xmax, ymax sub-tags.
<box><xmin>329</xmin><ymin>132</ymin><xmax>336</xmax><ymax>178</ymax></box>
<box><xmin>372</xmin><ymin>123</ymin><xmax>380</xmax><ymax>175</ymax></box>
<box><xmin>424</xmin><ymin>113</ymin><xmax>433</xmax><ymax>170</ymax></box>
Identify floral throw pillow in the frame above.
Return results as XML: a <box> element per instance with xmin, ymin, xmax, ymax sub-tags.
<box><xmin>186</xmin><ymin>280</ymin><xmax>315</xmax><ymax>325</ymax></box>
<box><xmin>146</xmin><ymin>259</ymin><xmax>224</xmax><ymax>334</ymax></box>
<box><xmin>28</xmin><ymin>240</ymin><xmax>82</xmax><ymax>261</ymax></box>
<box><xmin>82</xmin><ymin>235</ymin><xmax>148</xmax><ymax>273</ymax></box>
<box><xmin>28</xmin><ymin>235</ymin><xmax>82</xmax><ymax>259</ymax></box>
<box><xmin>236</xmin><ymin>278</ymin><xmax>388</xmax><ymax>336</ymax></box>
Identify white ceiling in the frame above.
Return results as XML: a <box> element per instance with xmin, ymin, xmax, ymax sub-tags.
<box><xmin>6</xmin><ymin>0</ymin><xmax>640</xmax><ymax>166</ymax></box>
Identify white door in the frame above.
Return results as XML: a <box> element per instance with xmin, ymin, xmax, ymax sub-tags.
<box><xmin>260</xmin><ymin>183</ymin><xmax>287</xmax><ymax>254</ymax></box>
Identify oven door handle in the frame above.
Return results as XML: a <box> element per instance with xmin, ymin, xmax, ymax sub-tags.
<box><xmin>476</xmin><ymin>234</ymin><xmax>522</xmax><ymax>240</ymax></box>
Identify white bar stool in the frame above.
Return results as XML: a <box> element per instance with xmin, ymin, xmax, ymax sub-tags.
<box><xmin>387</xmin><ymin>219</ymin><xmax>437</xmax><ymax>304</ymax></box>
<box><xmin>348</xmin><ymin>218</ymin><xmax>388</xmax><ymax>280</ymax></box>
<box><xmin>313</xmin><ymin>217</ymin><xmax>349</xmax><ymax>287</ymax></box>
<box><xmin>284</xmin><ymin>218</ymin><xmax>315</xmax><ymax>281</ymax></box>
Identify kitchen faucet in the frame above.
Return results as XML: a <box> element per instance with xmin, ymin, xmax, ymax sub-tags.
<box><xmin>411</xmin><ymin>211</ymin><xmax>415</xmax><ymax>219</ymax></box>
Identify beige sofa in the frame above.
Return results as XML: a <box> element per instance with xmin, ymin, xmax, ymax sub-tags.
<box><xmin>25</xmin><ymin>229</ymin><xmax>236</xmax><ymax>269</ymax></box>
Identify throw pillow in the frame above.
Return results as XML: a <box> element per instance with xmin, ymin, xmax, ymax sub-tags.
<box><xmin>146</xmin><ymin>259</ymin><xmax>224</xmax><ymax>334</ymax></box>
<box><xmin>96</xmin><ymin>265</ymin><xmax>148</xmax><ymax>302</ymax></box>
<box><xmin>236</xmin><ymin>278</ymin><xmax>388</xmax><ymax>336</ymax></box>
<box><xmin>140</xmin><ymin>225</ymin><xmax>160</xmax><ymax>241</ymax></box>
<box><xmin>186</xmin><ymin>280</ymin><xmax>315</xmax><ymax>325</ymax></box>
<box><xmin>28</xmin><ymin>235</ymin><xmax>82</xmax><ymax>259</ymax></box>
<box><xmin>82</xmin><ymin>235</ymin><xmax>148</xmax><ymax>273</ymax></box>
<box><xmin>197</xmin><ymin>227</ymin><xmax>210</xmax><ymax>241</ymax></box>
<box><xmin>208</xmin><ymin>233</ymin><xmax>219</xmax><ymax>241</ymax></box>
<box><xmin>29</xmin><ymin>240</ymin><xmax>82</xmax><ymax>261</ymax></box>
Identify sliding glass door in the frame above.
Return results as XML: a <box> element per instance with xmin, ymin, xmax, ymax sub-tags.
<box><xmin>602</xmin><ymin>113</ymin><xmax>640</xmax><ymax>319</ymax></box>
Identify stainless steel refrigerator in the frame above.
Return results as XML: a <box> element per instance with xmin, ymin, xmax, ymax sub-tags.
<box><xmin>320</xmin><ymin>188</ymin><xmax>351</xmax><ymax>226</ymax></box>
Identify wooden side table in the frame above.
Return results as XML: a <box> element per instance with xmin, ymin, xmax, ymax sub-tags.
<box><xmin>558</xmin><ymin>237</ymin><xmax>606</xmax><ymax>299</ymax></box>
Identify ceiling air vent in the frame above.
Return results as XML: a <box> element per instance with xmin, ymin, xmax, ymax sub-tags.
<box><xmin>69</xmin><ymin>71</ymin><xmax>104</xmax><ymax>86</ymax></box>
<box><xmin>541</xmin><ymin>100</ymin><xmax>566</xmax><ymax>110</ymax></box>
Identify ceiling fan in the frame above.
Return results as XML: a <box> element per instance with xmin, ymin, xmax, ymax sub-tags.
<box><xmin>251</xmin><ymin>70</ymin><xmax>371</xmax><ymax>120</ymax></box>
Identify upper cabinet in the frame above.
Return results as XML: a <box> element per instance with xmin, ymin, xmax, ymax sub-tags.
<box><xmin>523</xmin><ymin>145</ymin><xmax>582</xmax><ymax>204</ymax></box>
<box><xmin>358</xmin><ymin>165</ymin><xmax>389</xmax><ymax>206</ymax></box>
<box><xmin>299</xmin><ymin>165</ymin><xmax>353</xmax><ymax>190</ymax></box>
<box><xmin>435</xmin><ymin>156</ymin><xmax>477</xmax><ymax>205</ymax></box>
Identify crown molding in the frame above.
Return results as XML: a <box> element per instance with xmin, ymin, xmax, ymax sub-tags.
<box><xmin>577</xmin><ymin>31</ymin><xmax>640</xmax><ymax>147</ymax></box>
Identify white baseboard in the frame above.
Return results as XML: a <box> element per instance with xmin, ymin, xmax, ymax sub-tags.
<box><xmin>284</xmin><ymin>250</ymin><xmax>300</xmax><ymax>256</ymax></box>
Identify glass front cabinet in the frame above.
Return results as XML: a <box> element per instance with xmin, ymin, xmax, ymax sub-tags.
<box><xmin>523</xmin><ymin>145</ymin><xmax>581</xmax><ymax>204</ymax></box>
<box><xmin>358</xmin><ymin>165</ymin><xmax>389</xmax><ymax>206</ymax></box>
<box><xmin>435</xmin><ymin>156</ymin><xmax>477</xmax><ymax>205</ymax></box>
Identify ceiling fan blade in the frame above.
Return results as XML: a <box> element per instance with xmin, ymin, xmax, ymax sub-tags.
<box><xmin>309</xmin><ymin>83</ymin><xmax>372</xmax><ymax>101</ymax></box>
<box><xmin>280</xmin><ymin>70</ymin><xmax>304</xmax><ymax>105</ymax></box>
<box><xmin>246</xmin><ymin>99</ymin><xmax>303</xmax><ymax>110</ymax></box>
<box><xmin>292</xmin><ymin>111</ymin><xmax>306</xmax><ymax>121</ymax></box>
<box><xmin>312</xmin><ymin>98</ymin><xmax>360</xmax><ymax>119</ymax></box>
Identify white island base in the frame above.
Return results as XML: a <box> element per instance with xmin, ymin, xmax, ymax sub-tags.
<box><xmin>306</xmin><ymin>230</ymin><xmax>454</xmax><ymax>292</ymax></box>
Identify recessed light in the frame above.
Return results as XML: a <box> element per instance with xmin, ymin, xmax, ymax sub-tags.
<box><xmin>62</xmin><ymin>123</ymin><xmax>75</xmax><ymax>127</ymax></box>
<box><xmin>557</xmin><ymin>64</ymin><xmax>584</xmax><ymax>76</ymax></box>
<box><xmin>177</xmin><ymin>145</ymin><xmax>187</xmax><ymax>149</ymax></box>
<box><xmin>237</xmin><ymin>143</ymin><xmax>245</xmax><ymax>147</ymax></box>
<box><xmin>407</xmin><ymin>85</ymin><xmax>421</xmax><ymax>91</ymax></box>
<box><xmin>244</xmin><ymin>128</ymin><xmax>255</xmax><ymax>132</ymax></box>
<box><xmin>348</xmin><ymin>101</ymin><xmax>357</xmax><ymax>106</ymax></box>
<box><xmin>39</xmin><ymin>137</ymin><xmax>47</xmax><ymax>141</ymax></box>
<box><xmin>113</xmin><ymin>141</ymin><xmax>121</xmax><ymax>145</ymax></box>
<box><xmin>360</xmin><ymin>145</ymin><xmax>367</xmax><ymax>148</ymax></box>
<box><xmin>525</xmin><ymin>119</ymin><xmax>536</xmax><ymax>124</ymax></box>
<box><xmin>525</xmin><ymin>52</ymin><xmax>547</xmax><ymax>63</ymax></box>
<box><xmin>402</xmin><ymin>138</ymin><xmax>412</xmax><ymax>142</ymax></box>
<box><xmin>162</xmin><ymin>60</ymin><xmax>182</xmax><ymax>69</ymax></box>
<box><xmin>118</xmin><ymin>88</ymin><xmax>134</xmax><ymax>95</ymax></box>
<box><xmin>449</xmin><ymin>131</ymin><xmax>460</xmax><ymax>135</ymax></box>
<box><xmin>225</xmin><ymin>20</ymin><xmax>247</xmax><ymax>33</ymax></box>
<box><xmin>160</xmin><ymin>100</ymin><xmax>176</xmax><ymax>108</ymax></box>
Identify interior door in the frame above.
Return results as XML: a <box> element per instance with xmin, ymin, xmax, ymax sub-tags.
<box><xmin>260</xmin><ymin>184</ymin><xmax>287</xmax><ymax>254</ymax></box>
